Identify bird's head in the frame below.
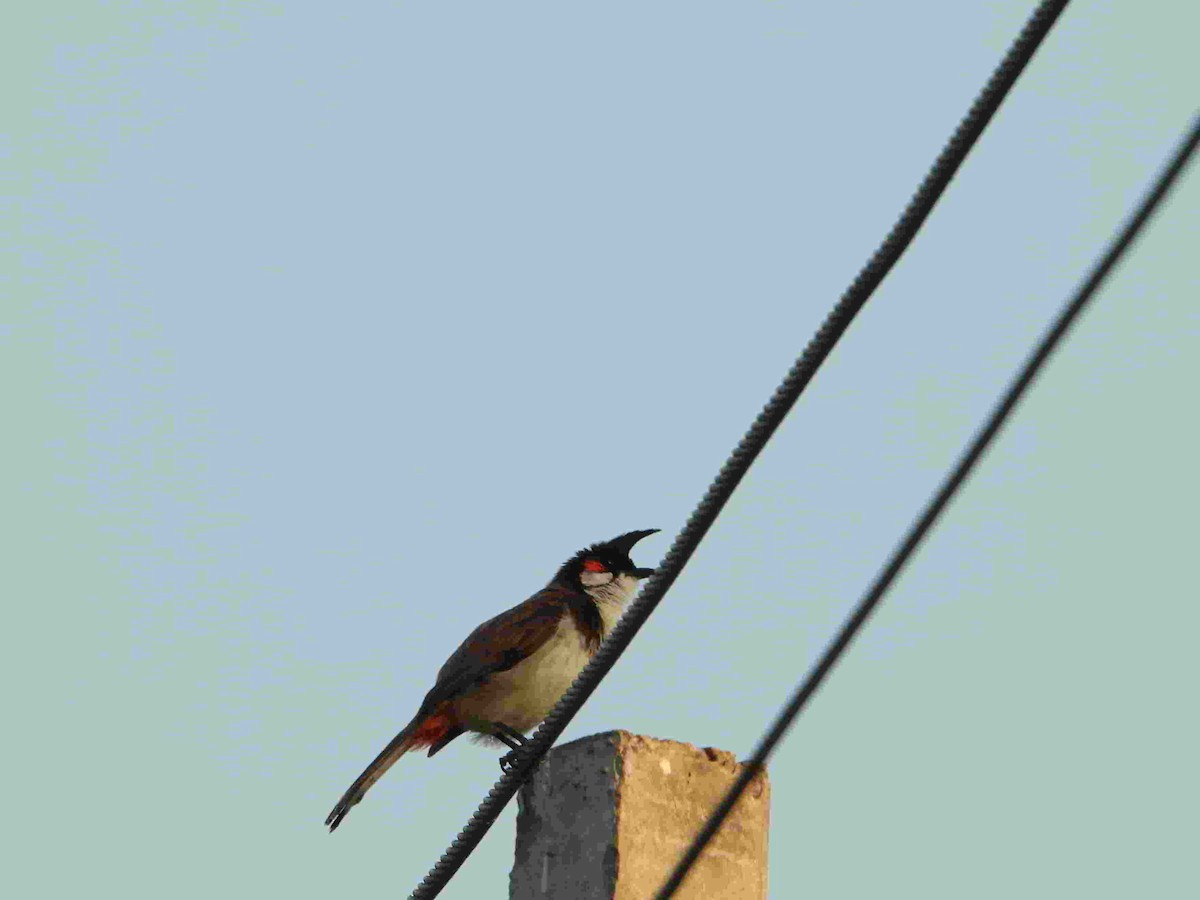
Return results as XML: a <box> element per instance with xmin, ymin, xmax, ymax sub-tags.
<box><xmin>559</xmin><ymin>528</ymin><xmax>659</xmax><ymax>597</ymax></box>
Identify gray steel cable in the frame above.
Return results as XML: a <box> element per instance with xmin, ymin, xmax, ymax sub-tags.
<box><xmin>408</xmin><ymin>2</ymin><xmax>1071</xmax><ymax>896</ymax></box>
<box><xmin>655</xmin><ymin>112</ymin><xmax>1200</xmax><ymax>900</ymax></box>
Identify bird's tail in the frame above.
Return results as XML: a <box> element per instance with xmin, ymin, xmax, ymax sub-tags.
<box><xmin>325</xmin><ymin>708</ymin><xmax>454</xmax><ymax>832</ymax></box>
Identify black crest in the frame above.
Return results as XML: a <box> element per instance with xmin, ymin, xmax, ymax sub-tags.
<box><xmin>555</xmin><ymin>528</ymin><xmax>659</xmax><ymax>585</ymax></box>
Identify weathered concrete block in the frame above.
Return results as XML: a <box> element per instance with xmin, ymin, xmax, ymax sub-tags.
<box><xmin>511</xmin><ymin>731</ymin><xmax>769</xmax><ymax>900</ymax></box>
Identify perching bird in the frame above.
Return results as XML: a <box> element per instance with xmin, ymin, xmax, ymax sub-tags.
<box><xmin>325</xmin><ymin>528</ymin><xmax>659</xmax><ymax>831</ymax></box>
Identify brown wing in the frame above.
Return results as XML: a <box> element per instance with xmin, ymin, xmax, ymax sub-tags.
<box><xmin>421</xmin><ymin>586</ymin><xmax>580</xmax><ymax>710</ymax></box>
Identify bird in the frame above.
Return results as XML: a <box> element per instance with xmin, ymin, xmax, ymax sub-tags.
<box><xmin>325</xmin><ymin>528</ymin><xmax>659</xmax><ymax>832</ymax></box>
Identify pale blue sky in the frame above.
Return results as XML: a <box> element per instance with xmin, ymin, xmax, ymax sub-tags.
<box><xmin>6</xmin><ymin>2</ymin><xmax>1198</xmax><ymax>897</ymax></box>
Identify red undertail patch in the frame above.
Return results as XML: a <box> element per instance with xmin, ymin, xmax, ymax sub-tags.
<box><xmin>408</xmin><ymin>711</ymin><xmax>452</xmax><ymax>749</ymax></box>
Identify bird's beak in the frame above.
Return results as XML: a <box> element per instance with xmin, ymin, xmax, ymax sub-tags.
<box><xmin>632</xmin><ymin>567</ymin><xmax>656</xmax><ymax>579</ymax></box>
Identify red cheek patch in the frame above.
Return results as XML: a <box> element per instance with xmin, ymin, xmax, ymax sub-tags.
<box><xmin>583</xmin><ymin>559</ymin><xmax>607</xmax><ymax>572</ymax></box>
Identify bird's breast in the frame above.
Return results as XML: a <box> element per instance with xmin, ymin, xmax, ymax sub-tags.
<box><xmin>454</xmin><ymin>616</ymin><xmax>596</xmax><ymax>732</ymax></box>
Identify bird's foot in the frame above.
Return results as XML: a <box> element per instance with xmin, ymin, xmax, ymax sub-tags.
<box><xmin>500</xmin><ymin>748</ymin><xmax>526</xmax><ymax>773</ymax></box>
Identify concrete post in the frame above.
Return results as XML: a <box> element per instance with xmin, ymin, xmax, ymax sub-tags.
<box><xmin>510</xmin><ymin>731</ymin><xmax>769</xmax><ymax>900</ymax></box>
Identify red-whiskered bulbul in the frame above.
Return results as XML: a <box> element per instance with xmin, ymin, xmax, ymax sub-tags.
<box><xmin>325</xmin><ymin>528</ymin><xmax>659</xmax><ymax>832</ymax></box>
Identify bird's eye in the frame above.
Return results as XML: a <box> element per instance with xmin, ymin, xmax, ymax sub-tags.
<box><xmin>582</xmin><ymin>559</ymin><xmax>607</xmax><ymax>573</ymax></box>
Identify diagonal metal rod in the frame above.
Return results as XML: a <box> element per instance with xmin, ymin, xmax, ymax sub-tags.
<box><xmin>655</xmin><ymin>113</ymin><xmax>1200</xmax><ymax>900</ymax></box>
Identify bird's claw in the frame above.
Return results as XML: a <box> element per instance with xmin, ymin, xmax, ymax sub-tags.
<box><xmin>499</xmin><ymin>749</ymin><xmax>519</xmax><ymax>773</ymax></box>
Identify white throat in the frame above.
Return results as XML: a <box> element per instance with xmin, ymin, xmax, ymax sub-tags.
<box><xmin>583</xmin><ymin>573</ymin><xmax>642</xmax><ymax>636</ymax></box>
